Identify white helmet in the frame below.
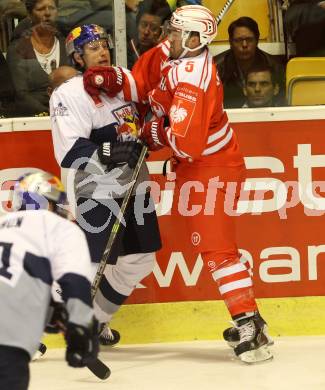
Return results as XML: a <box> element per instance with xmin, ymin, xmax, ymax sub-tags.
<box><xmin>169</xmin><ymin>5</ymin><xmax>217</xmax><ymax>51</ymax></box>
<box><xmin>13</xmin><ymin>171</ymin><xmax>69</xmax><ymax>218</ymax></box>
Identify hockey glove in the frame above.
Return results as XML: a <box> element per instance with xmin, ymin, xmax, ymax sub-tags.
<box><xmin>98</xmin><ymin>141</ymin><xmax>143</xmax><ymax>169</ymax></box>
<box><xmin>65</xmin><ymin>319</ymin><xmax>99</xmax><ymax>368</ymax></box>
<box><xmin>83</xmin><ymin>66</ymin><xmax>124</xmax><ymax>106</ymax></box>
<box><xmin>139</xmin><ymin>117</ymin><xmax>169</xmax><ymax>151</ymax></box>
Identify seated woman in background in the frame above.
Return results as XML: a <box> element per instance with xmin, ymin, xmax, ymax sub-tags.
<box><xmin>6</xmin><ymin>0</ymin><xmax>68</xmax><ymax>116</ymax></box>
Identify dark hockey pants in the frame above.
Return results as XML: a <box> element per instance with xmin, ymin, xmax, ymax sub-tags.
<box><xmin>0</xmin><ymin>345</ymin><xmax>30</xmax><ymax>390</ymax></box>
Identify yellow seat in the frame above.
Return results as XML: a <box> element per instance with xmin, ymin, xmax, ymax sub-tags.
<box><xmin>286</xmin><ymin>57</ymin><xmax>325</xmax><ymax>106</ymax></box>
<box><xmin>203</xmin><ymin>0</ymin><xmax>270</xmax><ymax>42</ymax></box>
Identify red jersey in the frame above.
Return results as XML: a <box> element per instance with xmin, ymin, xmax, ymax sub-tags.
<box><xmin>148</xmin><ymin>49</ymin><xmax>244</xmax><ymax>167</ymax></box>
<box><xmin>121</xmin><ymin>44</ymin><xmax>244</xmax><ymax>168</ymax></box>
<box><xmin>131</xmin><ymin>39</ymin><xmax>170</xmax><ymax>103</ymax></box>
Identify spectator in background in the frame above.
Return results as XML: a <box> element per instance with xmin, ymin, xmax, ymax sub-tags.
<box><xmin>214</xmin><ymin>17</ymin><xmax>285</xmax><ymax>108</ymax></box>
<box><xmin>55</xmin><ymin>0</ymin><xmax>144</xmax><ymax>57</ymax></box>
<box><xmin>0</xmin><ymin>0</ymin><xmax>26</xmax><ymax>19</ymax></box>
<box><xmin>0</xmin><ymin>49</ymin><xmax>16</xmax><ymax>116</ymax></box>
<box><xmin>243</xmin><ymin>64</ymin><xmax>281</xmax><ymax>108</ymax></box>
<box><xmin>128</xmin><ymin>1</ymin><xmax>171</xmax><ymax>68</ymax></box>
<box><xmin>125</xmin><ymin>0</ymin><xmax>146</xmax><ymax>53</ymax></box>
<box><xmin>55</xmin><ymin>0</ymin><xmax>114</xmax><ymax>37</ymax></box>
<box><xmin>6</xmin><ymin>0</ymin><xmax>68</xmax><ymax>116</ymax></box>
<box><xmin>285</xmin><ymin>0</ymin><xmax>325</xmax><ymax>56</ymax></box>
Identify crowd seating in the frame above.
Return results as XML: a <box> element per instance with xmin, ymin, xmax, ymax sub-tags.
<box><xmin>1</xmin><ymin>0</ymin><xmax>325</xmax><ymax>114</ymax></box>
<box><xmin>203</xmin><ymin>0</ymin><xmax>271</xmax><ymax>43</ymax></box>
<box><xmin>286</xmin><ymin>57</ymin><xmax>325</xmax><ymax>105</ymax></box>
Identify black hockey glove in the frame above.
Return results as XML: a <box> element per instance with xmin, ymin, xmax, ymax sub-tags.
<box><xmin>65</xmin><ymin>318</ymin><xmax>99</xmax><ymax>368</ymax></box>
<box><xmin>98</xmin><ymin>141</ymin><xmax>142</xmax><ymax>170</ymax></box>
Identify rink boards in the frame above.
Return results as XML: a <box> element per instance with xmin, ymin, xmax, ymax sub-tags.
<box><xmin>1</xmin><ymin>106</ymin><xmax>325</xmax><ymax>344</ymax></box>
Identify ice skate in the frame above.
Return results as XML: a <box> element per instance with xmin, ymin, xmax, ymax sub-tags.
<box><xmin>223</xmin><ymin>313</ymin><xmax>274</xmax><ymax>349</ymax></box>
<box><xmin>99</xmin><ymin>324</ymin><xmax>121</xmax><ymax>346</ymax></box>
<box><xmin>233</xmin><ymin>317</ymin><xmax>273</xmax><ymax>364</ymax></box>
<box><xmin>32</xmin><ymin>343</ymin><xmax>47</xmax><ymax>361</ymax></box>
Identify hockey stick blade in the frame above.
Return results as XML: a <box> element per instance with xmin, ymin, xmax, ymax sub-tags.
<box><xmin>87</xmin><ymin>358</ymin><xmax>111</xmax><ymax>380</ymax></box>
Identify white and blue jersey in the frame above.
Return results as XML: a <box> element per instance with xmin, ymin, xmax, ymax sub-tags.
<box><xmin>0</xmin><ymin>210</ymin><xmax>94</xmax><ymax>358</ymax></box>
<box><xmin>50</xmin><ymin>74</ymin><xmax>149</xmax><ymax>201</ymax></box>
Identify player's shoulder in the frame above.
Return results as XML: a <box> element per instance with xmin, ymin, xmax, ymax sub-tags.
<box><xmin>157</xmin><ymin>38</ymin><xmax>170</xmax><ymax>56</ymax></box>
<box><xmin>138</xmin><ymin>39</ymin><xmax>169</xmax><ymax>63</ymax></box>
<box><xmin>0</xmin><ymin>211</ymin><xmax>25</xmax><ymax>226</ymax></box>
<box><xmin>171</xmin><ymin>50</ymin><xmax>213</xmax><ymax>87</ymax></box>
<box><xmin>19</xmin><ymin>210</ymin><xmax>78</xmax><ymax>231</ymax></box>
<box><xmin>53</xmin><ymin>73</ymin><xmax>83</xmax><ymax>96</ymax></box>
<box><xmin>23</xmin><ymin>209</ymin><xmax>65</xmax><ymax>225</ymax></box>
<box><xmin>0</xmin><ymin>210</ymin><xmax>55</xmax><ymax>228</ymax></box>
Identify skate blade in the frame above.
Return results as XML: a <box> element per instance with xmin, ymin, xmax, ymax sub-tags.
<box><xmin>228</xmin><ymin>337</ymin><xmax>273</xmax><ymax>350</ymax></box>
<box><xmin>32</xmin><ymin>344</ymin><xmax>47</xmax><ymax>361</ymax></box>
<box><xmin>239</xmin><ymin>345</ymin><xmax>273</xmax><ymax>364</ymax></box>
<box><xmin>32</xmin><ymin>350</ymin><xmax>44</xmax><ymax>361</ymax></box>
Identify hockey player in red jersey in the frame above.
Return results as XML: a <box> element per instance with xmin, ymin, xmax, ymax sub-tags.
<box><xmin>83</xmin><ymin>6</ymin><xmax>273</xmax><ymax>363</ymax></box>
<box><xmin>131</xmin><ymin>38</ymin><xmax>170</xmax><ymax>103</ymax></box>
<box><xmin>140</xmin><ymin>5</ymin><xmax>273</xmax><ymax>364</ymax></box>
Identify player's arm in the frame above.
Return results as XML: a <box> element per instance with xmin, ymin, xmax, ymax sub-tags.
<box><xmin>83</xmin><ymin>65</ymin><xmax>142</xmax><ymax>104</ymax></box>
<box><xmin>50</xmin><ymin>85</ymin><xmax>99</xmax><ymax>172</ymax></box>
<box><xmin>140</xmin><ymin>82</ymin><xmax>210</xmax><ymax>160</ymax></box>
<box><xmin>50</xmin><ymin>85</ymin><xmax>141</xmax><ymax>173</ymax></box>
<box><xmin>131</xmin><ymin>44</ymin><xmax>166</xmax><ymax>103</ymax></box>
<box><xmin>140</xmin><ymin>57</ymin><xmax>227</xmax><ymax>160</ymax></box>
<box><xmin>49</xmin><ymin>219</ymin><xmax>98</xmax><ymax>367</ymax></box>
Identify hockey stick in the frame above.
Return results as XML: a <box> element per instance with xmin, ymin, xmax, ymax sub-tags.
<box><xmin>216</xmin><ymin>0</ymin><xmax>236</xmax><ymax>26</ymax></box>
<box><xmin>84</xmin><ymin>145</ymin><xmax>147</xmax><ymax>380</ymax></box>
<box><xmin>87</xmin><ymin>358</ymin><xmax>111</xmax><ymax>380</ymax></box>
<box><xmin>91</xmin><ymin>144</ymin><xmax>148</xmax><ymax>299</ymax></box>
<box><xmin>85</xmin><ymin>145</ymin><xmax>147</xmax><ymax>380</ymax></box>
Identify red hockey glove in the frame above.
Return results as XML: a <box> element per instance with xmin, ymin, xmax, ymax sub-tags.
<box><xmin>83</xmin><ymin>66</ymin><xmax>124</xmax><ymax>105</ymax></box>
<box><xmin>139</xmin><ymin>117</ymin><xmax>169</xmax><ymax>151</ymax></box>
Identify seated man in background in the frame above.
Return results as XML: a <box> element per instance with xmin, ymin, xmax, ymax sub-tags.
<box><xmin>214</xmin><ymin>16</ymin><xmax>285</xmax><ymax>108</ymax></box>
<box><xmin>285</xmin><ymin>0</ymin><xmax>325</xmax><ymax>56</ymax></box>
<box><xmin>128</xmin><ymin>1</ymin><xmax>171</xmax><ymax>68</ymax></box>
<box><xmin>242</xmin><ymin>64</ymin><xmax>282</xmax><ymax>108</ymax></box>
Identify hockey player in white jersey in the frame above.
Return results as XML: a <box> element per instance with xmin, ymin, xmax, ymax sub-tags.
<box><xmin>50</xmin><ymin>24</ymin><xmax>161</xmax><ymax>346</ymax></box>
<box><xmin>0</xmin><ymin>171</ymin><xmax>99</xmax><ymax>390</ymax></box>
